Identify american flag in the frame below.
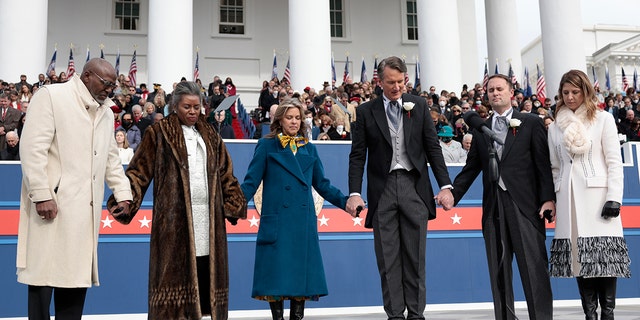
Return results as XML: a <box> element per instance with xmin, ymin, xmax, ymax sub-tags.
<box><xmin>605</xmin><ymin>65</ymin><xmax>611</xmax><ymax>91</ymax></box>
<box><xmin>622</xmin><ymin>67</ymin><xmax>629</xmax><ymax>92</ymax></box>
<box><xmin>403</xmin><ymin>59</ymin><xmax>410</xmax><ymax>86</ymax></box>
<box><xmin>508</xmin><ymin>62</ymin><xmax>517</xmax><ymax>86</ymax></box>
<box><xmin>536</xmin><ymin>64</ymin><xmax>546</xmax><ymax>101</ymax></box>
<box><xmin>360</xmin><ymin>57</ymin><xmax>367</xmax><ymax>83</ymax></box>
<box><xmin>331</xmin><ymin>54</ymin><xmax>336</xmax><ymax>83</ymax></box>
<box><xmin>85</xmin><ymin>47</ymin><xmax>90</xmax><ymax>63</ymax></box>
<box><xmin>100</xmin><ymin>48</ymin><xmax>105</xmax><ymax>59</ymax></box>
<box><xmin>592</xmin><ymin>66</ymin><xmax>599</xmax><ymax>89</ymax></box>
<box><xmin>372</xmin><ymin>57</ymin><xmax>379</xmax><ymax>84</ymax></box>
<box><xmin>66</xmin><ymin>48</ymin><xmax>76</xmax><ymax>77</ymax></box>
<box><xmin>634</xmin><ymin>67</ymin><xmax>638</xmax><ymax>92</ymax></box>
<box><xmin>128</xmin><ymin>50</ymin><xmax>137</xmax><ymax>88</ymax></box>
<box><xmin>46</xmin><ymin>48</ymin><xmax>57</xmax><ymax>77</ymax></box>
<box><xmin>115</xmin><ymin>49</ymin><xmax>120</xmax><ymax>76</ymax></box>
<box><xmin>523</xmin><ymin>66</ymin><xmax>532</xmax><ymax>97</ymax></box>
<box><xmin>494</xmin><ymin>62</ymin><xmax>499</xmax><ymax>75</ymax></box>
<box><xmin>414</xmin><ymin>60</ymin><xmax>420</xmax><ymax>89</ymax></box>
<box><xmin>283</xmin><ymin>58</ymin><xmax>291</xmax><ymax>84</ymax></box>
<box><xmin>193</xmin><ymin>51</ymin><xmax>200</xmax><ymax>81</ymax></box>
<box><xmin>482</xmin><ymin>62</ymin><xmax>489</xmax><ymax>90</ymax></box>
<box><xmin>343</xmin><ymin>56</ymin><xmax>351</xmax><ymax>83</ymax></box>
<box><xmin>271</xmin><ymin>52</ymin><xmax>277</xmax><ymax>80</ymax></box>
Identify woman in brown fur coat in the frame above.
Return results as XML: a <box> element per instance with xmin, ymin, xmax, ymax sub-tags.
<box><xmin>108</xmin><ymin>81</ymin><xmax>247</xmax><ymax>319</ymax></box>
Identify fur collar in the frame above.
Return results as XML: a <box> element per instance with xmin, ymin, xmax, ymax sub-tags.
<box><xmin>555</xmin><ymin>105</ymin><xmax>591</xmax><ymax>155</ymax></box>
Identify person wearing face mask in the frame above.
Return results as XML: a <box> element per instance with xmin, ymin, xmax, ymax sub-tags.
<box><xmin>328</xmin><ymin>116</ymin><xmax>351</xmax><ymax>140</ymax></box>
<box><xmin>116</xmin><ymin>112</ymin><xmax>142</xmax><ymax>151</ymax></box>
<box><xmin>438</xmin><ymin>96</ymin><xmax>453</xmax><ymax>123</ymax></box>
<box><xmin>437</xmin><ymin>125</ymin><xmax>466</xmax><ymax>163</ymax></box>
<box><xmin>303</xmin><ymin>110</ymin><xmax>320</xmax><ymax>140</ymax></box>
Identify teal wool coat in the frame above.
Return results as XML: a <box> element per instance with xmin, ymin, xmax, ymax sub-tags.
<box><xmin>241</xmin><ymin>137</ymin><xmax>347</xmax><ymax>299</ymax></box>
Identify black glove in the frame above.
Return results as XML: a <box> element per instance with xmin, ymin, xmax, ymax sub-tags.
<box><xmin>601</xmin><ymin>201</ymin><xmax>621</xmax><ymax>219</ymax></box>
<box><xmin>227</xmin><ymin>217</ymin><xmax>239</xmax><ymax>225</ymax></box>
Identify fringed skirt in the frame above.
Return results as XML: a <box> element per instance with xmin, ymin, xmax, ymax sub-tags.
<box><xmin>550</xmin><ymin>236</ymin><xmax>631</xmax><ymax>278</ymax></box>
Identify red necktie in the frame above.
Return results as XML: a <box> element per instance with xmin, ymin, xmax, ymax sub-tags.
<box><xmin>2</xmin><ymin>108</ymin><xmax>6</xmax><ymax>121</ymax></box>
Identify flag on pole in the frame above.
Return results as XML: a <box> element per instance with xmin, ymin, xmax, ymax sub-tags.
<box><xmin>66</xmin><ymin>48</ymin><xmax>76</xmax><ymax>77</ymax></box>
<box><xmin>343</xmin><ymin>56</ymin><xmax>351</xmax><ymax>83</ymax></box>
<box><xmin>634</xmin><ymin>67</ymin><xmax>638</xmax><ymax>92</ymax></box>
<box><xmin>360</xmin><ymin>57</ymin><xmax>367</xmax><ymax>83</ymax></box>
<box><xmin>622</xmin><ymin>67</ymin><xmax>629</xmax><ymax>92</ymax></box>
<box><xmin>100</xmin><ymin>48</ymin><xmax>105</xmax><ymax>59</ymax></box>
<box><xmin>605</xmin><ymin>65</ymin><xmax>611</xmax><ymax>91</ymax></box>
<box><xmin>85</xmin><ymin>47</ymin><xmax>90</xmax><ymax>63</ymax></box>
<box><xmin>46</xmin><ymin>48</ymin><xmax>57</xmax><ymax>77</ymax></box>
<box><xmin>128</xmin><ymin>50</ymin><xmax>137</xmax><ymax>88</ymax></box>
<box><xmin>482</xmin><ymin>61</ymin><xmax>489</xmax><ymax>90</ymax></box>
<box><xmin>271</xmin><ymin>52</ymin><xmax>278</xmax><ymax>80</ymax></box>
<box><xmin>372</xmin><ymin>57</ymin><xmax>379</xmax><ymax>84</ymax></box>
<box><xmin>524</xmin><ymin>66</ymin><xmax>532</xmax><ymax>97</ymax></box>
<box><xmin>414</xmin><ymin>60</ymin><xmax>420</xmax><ymax>89</ymax></box>
<box><xmin>536</xmin><ymin>64</ymin><xmax>546</xmax><ymax>101</ymax></box>
<box><xmin>403</xmin><ymin>59</ymin><xmax>410</xmax><ymax>86</ymax></box>
<box><xmin>508</xmin><ymin>62</ymin><xmax>517</xmax><ymax>86</ymax></box>
<box><xmin>193</xmin><ymin>51</ymin><xmax>200</xmax><ymax>81</ymax></box>
<box><xmin>283</xmin><ymin>58</ymin><xmax>291</xmax><ymax>84</ymax></box>
<box><xmin>331</xmin><ymin>53</ymin><xmax>336</xmax><ymax>83</ymax></box>
<box><xmin>115</xmin><ymin>49</ymin><xmax>121</xmax><ymax>75</ymax></box>
<box><xmin>494</xmin><ymin>62</ymin><xmax>499</xmax><ymax>75</ymax></box>
<box><xmin>592</xmin><ymin>65</ymin><xmax>599</xmax><ymax>89</ymax></box>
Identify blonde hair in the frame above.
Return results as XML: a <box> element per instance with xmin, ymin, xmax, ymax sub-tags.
<box><xmin>555</xmin><ymin>69</ymin><xmax>598</xmax><ymax>120</ymax></box>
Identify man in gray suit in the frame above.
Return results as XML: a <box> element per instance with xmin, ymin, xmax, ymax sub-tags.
<box><xmin>347</xmin><ymin>56</ymin><xmax>454</xmax><ymax>320</ymax></box>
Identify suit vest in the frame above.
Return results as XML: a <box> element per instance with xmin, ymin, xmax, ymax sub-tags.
<box><xmin>388</xmin><ymin>116</ymin><xmax>414</xmax><ymax>172</ymax></box>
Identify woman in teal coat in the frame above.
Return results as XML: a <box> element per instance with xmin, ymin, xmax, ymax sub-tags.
<box><xmin>241</xmin><ymin>98</ymin><xmax>348</xmax><ymax>320</ymax></box>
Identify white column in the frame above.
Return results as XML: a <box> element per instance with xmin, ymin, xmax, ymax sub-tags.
<box><xmin>418</xmin><ymin>0</ymin><xmax>462</xmax><ymax>92</ymax></box>
<box><xmin>0</xmin><ymin>0</ymin><xmax>48</xmax><ymax>81</ymax></box>
<box><xmin>484</xmin><ymin>0</ymin><xmax>521</xmax><ymax>80</ymax></box>
<box><xmin>539</xmin><ymin>0</ymin><xmax>586</xmax><ymax>95</ymax></box>
<box><xmin>148</xmin><ymin>0</ymin><xmax>193</xmax><ymax>90</ymax></box>
<box><xmin>457</xmin><ymin>0</ymin><xmax>481</xmax><ymax>87</ymax></box>
<box><xmin>288</xmin><ymin>0</ymin><xmax>332</xmax><ymax>92</ymax></box>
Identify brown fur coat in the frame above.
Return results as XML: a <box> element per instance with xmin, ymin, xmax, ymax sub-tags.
<box><xmin>108</xmin><ymin>114</ymin><xmax>247</xmax><ymax>319</ymax></box>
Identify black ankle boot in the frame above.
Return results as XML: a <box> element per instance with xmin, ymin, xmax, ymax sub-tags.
<box><xmin>577</xmin><ymin>277</ymin><xmax>599</xmax><ymax>320</ymax></box>
<box><xmin>598</xmin><ymin>277</ymin><xmax>617</xmax><ymax>320</ymax></box>
<box><xmin>290</xmin><ymin>299</ymin><xmax>305</xmax><ymax>320</ymax></box>
<box><xmin>269</xmin><ymin>301</ymin><xmax>284</xmax><ymax>320</ymax></box>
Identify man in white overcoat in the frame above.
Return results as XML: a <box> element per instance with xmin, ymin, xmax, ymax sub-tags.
<box><xmin>17</xmin><ymin>58</ymin><xmax>133</xmax><ymax>320</ymax></box>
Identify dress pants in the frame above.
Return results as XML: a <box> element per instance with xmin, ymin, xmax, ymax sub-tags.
<box><xmin>28</xmin><ymin>285</ymin><xmax>87</xmax><ymax>320</ymax></box>
<box><xmin>483</xmin><ymin>189</ymin><xmax>553</xmax><ymax>320</ymax></box>
<box><xmin>372</xmin><ymin>170</ymin><xmax>428</xmax><ymax>320</ymax></box>
<box><xmin>196</xmin><ymin>255</ymin><xmax>212</xmax><ymax>316</ymax></box>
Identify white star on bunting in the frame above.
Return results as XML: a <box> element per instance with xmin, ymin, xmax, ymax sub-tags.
<box><xmin>248</xmin><ymin>215</ymin><xmax>260</xmax><ymax>228</ymax></box>
<box><xmin>451</xmin><ymin>213</ymin><xmax>462</xmax><ymax>225</ymax></box>
<box><xmin>352</xmin><ymin>216</ymin><xmax>363</xmax><ymax>226</ymax></box>
<box><xmin>139</xmin><ymin>215</ymin><xmax>152</xmax><ymax>228</ymax></box>
<box><xmin>101</xmin><ymin>215</ymin><xmax>114</xmax><ymax>228</ymax></box>
<box><xmin>318</xmin><ymin>214</ymin><xmax>330</xmax><ymax>226</ymax></box>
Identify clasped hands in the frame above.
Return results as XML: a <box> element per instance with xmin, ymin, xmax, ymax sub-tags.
<box><xmin>108</xmin><ymin>201</ymin><xmax>132</xmax><ymax>219</ymax></box>
<box><xmin>434</xmin><ymin>188</ymin><xmax>454</xmax><ymax>210</ymax></box>
<box><xmin>36</xmin><ymin>200</ymin><xmax>130</xmax><ymax>221</ymax></box>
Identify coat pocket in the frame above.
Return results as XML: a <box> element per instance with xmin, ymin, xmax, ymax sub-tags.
<box><xmin>256</xmin><ymin>214</ymin><xmax>278</xmax><ymax>244</ymax></box>
<box><xmin>586</xmin><ymin>176</ymin><xmax>607</xmax><ymax>188</ymax></box>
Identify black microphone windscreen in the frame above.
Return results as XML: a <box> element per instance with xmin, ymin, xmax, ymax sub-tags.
<box><xmin>463</xmin><ymin>111</ymin><xmax>486</xmax><ymax>130</ymax></box>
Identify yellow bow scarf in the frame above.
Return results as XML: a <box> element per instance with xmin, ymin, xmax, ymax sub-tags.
<box><xmin>278</xmin><ymin>133</ymin><xmax>308</xmax><ymax>153</ymax></box>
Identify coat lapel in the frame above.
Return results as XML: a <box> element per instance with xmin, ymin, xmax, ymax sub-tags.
<box><xmin>270</xmin><ymin>139</ymin><xmax>309</xmax><ymax>185</ymax></box>
<box><xmin>401</xmin><ymin>94</ymin><xmax>413</xmax><ymax>147</ymax></box>
<box><xmin>500</xmin><ymin>109</ymin><xmax>521</xmax><ymax>160</ymax></box>
<box><xmin>161</xmin><ymin>115</ymin><xmax>190</xmax><ymax>168</ymax></box>
<box><xmin>371</xmin><ymin>97</ymin><xmax>392</xmax><ymax>146</ymax></box>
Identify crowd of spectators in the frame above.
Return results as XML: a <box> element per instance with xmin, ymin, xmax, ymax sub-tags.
<box><xmin>3</xmin><ymin>68</ymin><xmax>640</xmax><ymax>161</ymax></box>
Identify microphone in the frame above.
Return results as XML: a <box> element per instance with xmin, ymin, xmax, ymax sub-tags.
<box><xmin>463</xmin><ymin>111</ymin><xmax>504</xmax><ymax>145</ymax></box>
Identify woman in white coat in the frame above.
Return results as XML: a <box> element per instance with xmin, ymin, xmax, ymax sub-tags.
<box><xmin>548</xmin><ymin>70</ymin><xmax>630</xmax><ymax>320</ymax></box>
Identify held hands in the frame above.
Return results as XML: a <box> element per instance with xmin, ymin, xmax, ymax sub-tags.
<box><xmin>538</xmin><ymin>200</ymin><xmax>556</xmax><ymax>223</ymax></box>
<box><xmin>346</xmin><ymin>195</ymin><xmax>366</xmax><ymax>217</ymax></box>
<box><xmin>109</xmin><ymin>201</ymin><xmax>131</xmax><ymax>219</ymax></box>
<box><xmin>601</xmin><ymin>201</ymin><xmax>621</xmax><ymax>219</ymax></box>
<box><xmin>35</xmin><ymin>199</ymin><xmax>58</xmax><ymax>220</ymax></box>
<box><xmin>434</xmin><ymin>188</ymin><xmax>454</xmax><ymax>211</ymax></box>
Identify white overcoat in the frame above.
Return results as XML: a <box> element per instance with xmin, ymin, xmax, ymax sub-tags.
<box><xmin>17</xmin><ymin>74</ymin><xmax>132</xmax><ymax>287</ymax></box>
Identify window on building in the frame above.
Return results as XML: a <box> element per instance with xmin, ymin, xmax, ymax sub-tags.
<box><xmin>219</xmin><ymin>0</ymin><xmax>245</xmax><ymax>35</ymax></box>
<box><xmin>406</xmin><ymin>0</ymin><xmax>418</xmax><ymax>40</ymax></box>
<box><xmin>330</xmin><ymin>0</ymin><xmax>344</xmax><ymax>38</ymax></box>
<box><xmin>114</xmin><ymin>0</ymin><xmax>140</xmax><ymax>30</ymax></box>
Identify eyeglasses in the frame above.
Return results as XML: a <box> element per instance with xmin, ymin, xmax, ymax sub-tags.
<box><xmin>453</xmin><ymin>110</ymin><xmax>461</xmax><ymax>113</ymax></box>
<box><xmin>90</xmin><ymin>71</ymin><xmax>117</xmax><ymax>89</ymax></box>
<box><xmin>462</xmin><ymin>107</ymin><xmax>470</xmax><ymax>110</ymax></box>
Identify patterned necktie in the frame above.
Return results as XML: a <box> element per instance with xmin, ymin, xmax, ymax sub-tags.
<box><xmin>494</xmin><ymin>116</ymin><xmax>508</xmax><ymax>158</ymax></box>
<box><xmin>387</xmin><ymin>100</ymin><xmax>400</xmax><ymax>130</ymax></box>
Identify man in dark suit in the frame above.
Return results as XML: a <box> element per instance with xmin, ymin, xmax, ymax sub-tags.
<box><xmin>446</xmin><ymin>74</ymin><xmax>555</xmax><ymax>320</ymax></box>
<box><xmin>347</xmin><ymin>56</ymin><xmax>454</xmax><ymax>320</ymax></box>
<box><xmin>0</xmin><ymin>93</ymin><xmax>21</xmax><ymax>153</ymax></box>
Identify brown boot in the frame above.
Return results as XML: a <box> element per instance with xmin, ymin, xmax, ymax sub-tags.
<box><xmin>290</xmin><ymin>299</ymin><xmax>305</xmax><ymax>320</ymax></box>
